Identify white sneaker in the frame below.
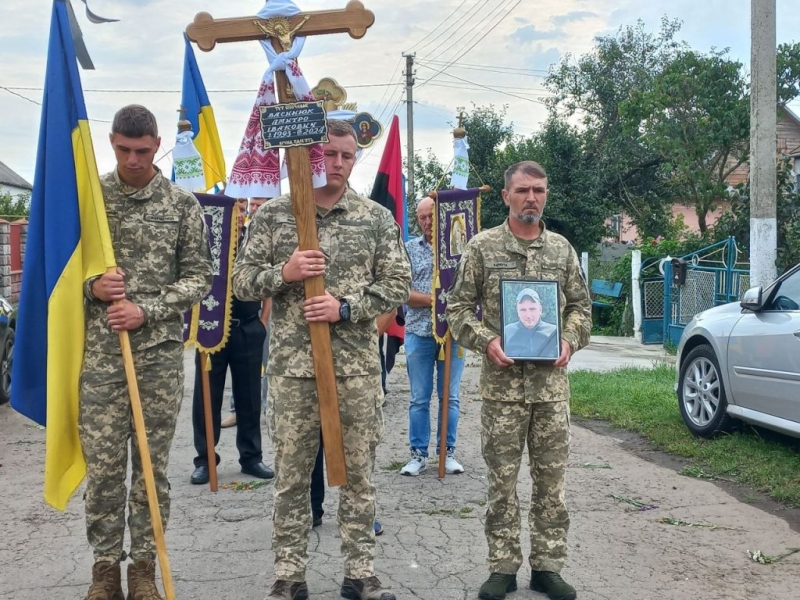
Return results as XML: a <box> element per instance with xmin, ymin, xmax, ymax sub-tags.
<box><xmin>444</xmin><ymin>450</ymin><xmax>465</xmax><ymax>474</ymax></box>
<box><xmin>399</xmin><ymin>450</ymin><xmax>427</xmax><ymax>476</ymax></box>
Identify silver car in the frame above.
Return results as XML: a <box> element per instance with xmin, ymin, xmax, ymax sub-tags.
<box><xmin>676</xmin><ymin>263</ymin><xmax>800</xmax><ymax>438</ymax></box>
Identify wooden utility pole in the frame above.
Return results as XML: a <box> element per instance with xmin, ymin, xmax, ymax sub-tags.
<box><xmin>186</xmin><ymin>1</ymin><xmax>376</xmax><ymax>487</ymax></box>
<box><xmin>750</xmin><ymin>0</ymin><xmax>777</xmax><ymax>287</ymax></box>
<box><xmin>404</xmin><ymin>52</ymin><xmax>415</xmax><ymax>199</ymax></box>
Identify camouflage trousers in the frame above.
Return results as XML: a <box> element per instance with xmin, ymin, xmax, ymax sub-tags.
<box><xmin>481</xmin><ymin>399</ymin><xmax>570</xmax><ymax>574</ymax></box>
<box><xmin>267</xmin><ymin>375</ymin><xmax>384</xmax><ymax>581</ymax></box>
<box><xmin>79</xmin><ymin>341</ymin><xmax>184</xmax><ymax>563</ymax></box>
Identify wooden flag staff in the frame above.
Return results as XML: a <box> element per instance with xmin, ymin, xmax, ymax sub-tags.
<box><xmin>115</xmin><ymin>303</ymin><xmax>175</xmax><ymax>599</ymax></box>
<box><xmin>186</xmin><ymin>1</ymin><xmax>376</xmax><ymax>487</ymax></box>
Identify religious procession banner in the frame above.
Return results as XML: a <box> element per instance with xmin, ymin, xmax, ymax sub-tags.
<box><xmin>183</xmin><ymin>193</ymin><xmax>238</xmax><ymax>353</ymax></box>
<box><xmin>432</xmin><ymin>187</ymin><xmax>481</xmax><ymax>343</ymax></box>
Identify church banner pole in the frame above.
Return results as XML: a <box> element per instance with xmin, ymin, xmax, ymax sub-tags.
<box><xmin>199</xmin><ymin>351</ymin><xmax>218</xmax><ymax>492</ymax></box>
<box><xmin>437</xmin><ymin>335</ymin><xmax>453</xmax><ymax>479</ymax></box>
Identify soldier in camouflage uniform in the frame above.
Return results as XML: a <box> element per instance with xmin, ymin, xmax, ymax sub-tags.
<box><xmin>80</xmin><ymin>105</ymin><xmax>213</xmax><ymax>600</ymax></box>
<box><xmin>233</xmin><ymin>120</ymin><xmax>410</xmax><ymax>600</ymax></box>
<box><xmin>447</xmin><ymin>161</ymin><xmax>591</xmax><ymax>600</ymax></box>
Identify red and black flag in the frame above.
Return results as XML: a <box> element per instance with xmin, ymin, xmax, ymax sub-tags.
<box><xmin>369</xmin><ymin>114</ymin><xmax>406</xmax><ymax>372</ymax></box>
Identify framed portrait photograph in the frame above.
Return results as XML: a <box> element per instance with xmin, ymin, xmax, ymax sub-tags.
<box><xmin>499</xmin><ymin>279</ymin><xmax>561</xmax><ymax>362</ymax></box>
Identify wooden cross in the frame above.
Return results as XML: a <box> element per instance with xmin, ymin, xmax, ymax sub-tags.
<box><xmin>185</xmin><ymin>1</ymin><xmax>376</xmax><ymax>488</ymax></box>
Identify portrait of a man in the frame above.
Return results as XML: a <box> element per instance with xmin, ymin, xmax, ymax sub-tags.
<box><xmin>502</xmin><ymin>286</ymin><xmax>560</xmax><ymax>360</ymax></box>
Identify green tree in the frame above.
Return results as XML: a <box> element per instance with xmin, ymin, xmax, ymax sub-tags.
<box><xmin>0</xmin><ymin>192</ymin><xmax>30</xmax><ymax>218</ymax></box>
<box><xmin>545</xmin><ymin>18</ymin><xmax>682</xmax><ymax>235</ymax></box>
<box><xmin>621</xmin><ymin>49</ymin><xmax>750</xmax><ymax>233</ymax></box>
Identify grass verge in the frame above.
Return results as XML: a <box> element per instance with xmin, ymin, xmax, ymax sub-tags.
<box><xmin>569</xmin><ymin>365</ymin><xmax>800</xmax><ymax>507</ymax></box>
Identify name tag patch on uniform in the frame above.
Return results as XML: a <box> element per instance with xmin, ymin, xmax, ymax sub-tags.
<box><xmin>145</xmin><ymin>215</ymin><xmax>180</xmax><ymax>223</ymax></box>
<box><xmin>487</xmin><ymin>261</ymin><xmax>518</xmax><ymax>269</ymax></box>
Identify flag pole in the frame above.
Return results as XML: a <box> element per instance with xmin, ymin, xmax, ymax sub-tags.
<box><xmin>437</xmin><ymin>334</ymin><xmax>453</xmax><ymax>479</ymax></box>
<box><xmin>115</xmin><ymin>293</ymin><xmax>176</xmax><ymax>600</ymax></box>
<box><xmin>199</xmin><ymin>350</ymin><xmax>219</xmax><ymax>491</ymax></box>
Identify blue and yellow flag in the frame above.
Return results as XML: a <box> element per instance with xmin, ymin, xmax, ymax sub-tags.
<box><xmin>11</xmin><ymin>0</ymin><xmax>116</xmax><ymax>511</ymax></box>
<box><xmin>182</xmin><ymin>34</ymin><xmax>226</xmax><ymax>191</ymax></box>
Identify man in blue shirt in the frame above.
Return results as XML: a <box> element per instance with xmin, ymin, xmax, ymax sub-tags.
<box><xmin>400</xmin><ymin>196</ymin><xmax>466</xmax><ymax>476</ymax></box>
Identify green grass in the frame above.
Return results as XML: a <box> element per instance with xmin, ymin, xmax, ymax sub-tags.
<box><xmin>569</xmin><ymin>365</ymin><xmax>800</xmax><ymax>507</ymax></box>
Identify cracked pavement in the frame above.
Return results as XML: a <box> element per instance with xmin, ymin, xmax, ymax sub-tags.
<box><xmin>1</xmin><ymin>336</ymin><xmax>799</xmax><ymax>599</ymax></box>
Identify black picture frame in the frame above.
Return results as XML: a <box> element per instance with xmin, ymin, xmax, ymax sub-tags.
<box><xmin>499</xmin><ymin>278</ymin><xmax>561</xmax><ymax>362</ymax></box>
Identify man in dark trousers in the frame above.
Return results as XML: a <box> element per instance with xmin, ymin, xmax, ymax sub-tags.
<box><xmin>190</xmin><ymin>197</ymin><xmax>275</xmax><ymax>484</ymax></box>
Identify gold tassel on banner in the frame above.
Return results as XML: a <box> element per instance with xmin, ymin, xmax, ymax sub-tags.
<box><xmin>204</xmin><ymin>353</ymin><xmax>212</xmax><ymax>372</ymax></box>
<box><xmin>457</xmin><ymin>345</ymin><xmax>464</xmax><ymax>358</ymax></box>
<box><xmin>438</xmin><ymin>343</ymin><xmax>446</xmax><ymax>361</ymax></box>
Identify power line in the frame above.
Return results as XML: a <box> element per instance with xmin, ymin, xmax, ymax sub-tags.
<box><xmin>0</xmin><ymin>85</ymin><xmax>112</xmax><ymax>123</ymax></box>
<box><xmin>419</xmin><ymin>0</ymin><xmax>523</xmax><ymax>88</ymax></box>
<box><xmin>408</xmin><ymin>0</ymin><xmax>470</xmax><ymax>53</ymax></box>
<box><xmin>425</xmin><ymin>0</ymin><xmax>511</xmax><ymax>66</ymax></box>
<box><xmin>417</xmin><ymin>59</ymin><xmax>548</xmax><ymax>78</ymax></box>
<box><xmin>2</xmin><ymin>82</ymin><xmax>404</xmax><ymax>94</ymax></box>
<box><xmin>419</xmin><ymin>68</ymin><xmax>546</xmax><ymax>105</ymax></box>
<box><xmin>413</xmin><ymin>0</ymin><xmax>490</xmax><ymax>57</ymax></box>
<box><xmin>417</xmin><ymin>75</ymin><xmax>551</xmax><ymax>94</ymax></box>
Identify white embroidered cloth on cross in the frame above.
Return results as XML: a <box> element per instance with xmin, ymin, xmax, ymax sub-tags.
<box><xmin>225</xmin><ymin>0</ymin><xmax>326</xmax><ymax>199</ymax></box>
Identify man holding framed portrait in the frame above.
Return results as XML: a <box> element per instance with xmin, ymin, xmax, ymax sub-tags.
<box><xmin>447</xmin><ymin>161</ymin><xmax>591</xmax><ymax>600</ymax></box>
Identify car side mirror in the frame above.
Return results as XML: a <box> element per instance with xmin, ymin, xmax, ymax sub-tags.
<box><xmin>740</xmin><ymin>286</ymin><xmax>763</xmax><ymax>311</ymax></box>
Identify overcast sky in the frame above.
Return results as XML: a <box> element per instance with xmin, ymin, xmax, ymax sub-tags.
<box><xmin>2</xmin><ymin>0</ymin><xmax>800</xmax><ymax>194</ymax></box>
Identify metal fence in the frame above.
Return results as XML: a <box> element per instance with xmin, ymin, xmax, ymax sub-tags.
<box><xmin>663</xmin><ymin>237</ymin><xmax>749</xmax><ymax>346</ymax></box>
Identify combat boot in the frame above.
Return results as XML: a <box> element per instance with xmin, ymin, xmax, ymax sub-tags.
<box><xmin>126</xmin><ymin>560</ymin><xmax>162</xmax><ymax>600</ymax></box>
<box><xmin>85</xmin><ymin>561</ymin><xmax>124</xmax><ymax>600</ymax></box>
<box><xmin>266</xmin><ymin>580</ymin><xmax>309</xmax><ymax>600</ymax></box>
<box><xmin>478</xmin><ymin>572</ymin><xmax>518</xmax><ymax>600</ymax></box>
<box><xmin>340</xmin><ymin>575</ymin><xmax>396</xmax><ymax>600</ymax></box>
<box><xmin>530</xmin><ymin>570</ymin><xmax>576</xmax><ymax>600</ymax></box>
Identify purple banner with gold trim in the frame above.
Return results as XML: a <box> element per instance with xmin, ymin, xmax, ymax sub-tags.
<box><xmin>433</xmin><ymin>188</ymin><xmax>481</xmax><ymax>342</ymax></box>
<box><xmin>183</xmin><ymin>193</ymin><xmax>238</xmax><ymax>353</ymax></box>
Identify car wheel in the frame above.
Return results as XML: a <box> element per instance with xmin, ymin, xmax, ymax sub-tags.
<box><xmin>677</xmin><ymin>344</ymin><xmax>734</xmax><ymax>438</ymax></box>
<box><xmin>0</xmin><ymin>329</ymin><xmax>12</xmax><ymax>404</ymax></box>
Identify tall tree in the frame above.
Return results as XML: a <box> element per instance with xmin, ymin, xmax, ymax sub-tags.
<box><xmin>545</xmin><ymin>18</ymin><xmax>683</xmax><ymax>235</ymax></box>
<box><xmin>621</xmin><ymin>49</ymin><xmax>750</xmax><ymax>233</ymax></box>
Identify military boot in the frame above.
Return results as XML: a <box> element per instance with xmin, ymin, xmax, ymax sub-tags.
<box><xmin>478</xmin><ymin>572</ymin><xmax>518</xmax><ymax>600</ymax></box>
<box><xmin>126</xmin><ymin>560</ymin><xmax>162</xmax><ymax>600</ymax></box>
<box><xmin>85</xmin><ymin>561</ymin><xmax>124</xmax><ymax>600</ymax></box>
<box><xmin>530</xmin><ymin>570</ymin><xmax>576</xmax><ymax>600</ymax></box>
<box><xmin>340</xmin><ymin>576</ymin><xmax>396</xmax><ymax>600</ymax></box>
<box><xmin>266</xmin><ymin>580</ymin><xmax>309</xmax><ymax>600</ymax></box>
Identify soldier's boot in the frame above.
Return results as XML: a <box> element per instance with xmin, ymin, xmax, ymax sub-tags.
<box><xmin>266</xmin><ymin>580</ymin><xmax>309</xmax><ymax>600</ymax></box>
<box><xmin>85</xmin><ymin>561</ymin><xmax>125</xmax><ymax>600</ymax></box>
<box><xmin>126</xmin><ymin>560</ymin><xmax>163</xmax><ymax>600</ymax></box>
<box><xmin>340</xmin><ymin>576</ymin><xmax>396</xmax><ymax>600</ymax></box>
<box><xmin>477</xmin><ymin>573</ymin><xmax>518</xmax><ymax>600</ymax></box>
<box><xmin>530</xmin><ymin>570</ymin><xmax>577</xmax><ymax>600</ymax></box>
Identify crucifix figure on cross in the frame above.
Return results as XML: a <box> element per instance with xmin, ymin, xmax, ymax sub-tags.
<box><xmin>187</xmin><ymin>0</ymin><xmax>377</xmax><ymax>488</ymax></box>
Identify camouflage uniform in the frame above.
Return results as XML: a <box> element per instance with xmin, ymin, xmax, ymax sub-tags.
<box><xmin>233</xmin><ymin>189</ymin><xmax>410</xmax><ymax>581</ymax></box>
<box><xmin>80</xmin><ymin>168</ymin><xmax>212</xmax><ymax>563</ymax></box>
<box><xmin>446</xmin><ymin>220</ymin><xmax>591</xmax><ymax>575</ymax></box>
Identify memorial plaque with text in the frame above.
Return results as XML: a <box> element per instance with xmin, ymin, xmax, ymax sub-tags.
<box><xmin>259</xmin><ymin>100</ymin><xmax>329</xmax><ymax>149</ymax></box>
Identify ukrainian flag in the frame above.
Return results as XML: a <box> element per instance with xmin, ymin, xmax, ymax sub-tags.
<box><xmin>182</xmin><ymin>34</ymin><xmax>226</xmax><ymax>191</ymax></box>
<box><xmin>11</xmin><ymin>0</ymin><xmax>116</xmax><ymax>511</ymax></box>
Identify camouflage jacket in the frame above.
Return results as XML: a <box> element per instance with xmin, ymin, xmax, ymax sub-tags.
<box><xmin>83</xmin><ymin>169</ymin><xmax>213</xmax><ymax>354</ymax></box>
<box><xmin>446</xmin><ymin>219</ymin><xmax>591</xmax><ymax>403</ymax></box>
<box><xmin>233</xmin><ymin>189</ymin><xmax>411</xmax><ymax>378</ymax></box>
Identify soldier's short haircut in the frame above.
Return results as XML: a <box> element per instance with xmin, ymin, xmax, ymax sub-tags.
<box><xmin>112</xmin><ymin>105</ymin><xmax>159</xmax><ymax>138</ymax></box>
<box><xmin>326</xmin><ymin>119</ymin><xmax>358</xmax><ymax>146</ymax></box>
<box><xmin>504</xmin><ymin>160</ymin><xmax>547</xmax><ymax>189</ymax></box>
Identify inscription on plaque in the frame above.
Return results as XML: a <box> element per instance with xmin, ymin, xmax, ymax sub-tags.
<box><xmin>259</xmin><ymin>100</ymin><xmax>329</xmax><ymax>149</ymax></box>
